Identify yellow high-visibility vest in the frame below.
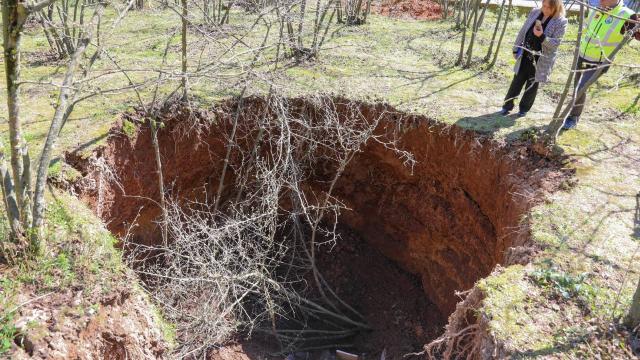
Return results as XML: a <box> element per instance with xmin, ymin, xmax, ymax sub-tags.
<box><xmin>580</xmin><ymin>3</ymin><xmax>634</xmax><ymax>62</ymax></box>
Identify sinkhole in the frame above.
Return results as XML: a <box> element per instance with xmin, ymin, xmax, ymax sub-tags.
<box><xmin>66</xmin><ymin>96</ymin><xmax>569</xmax><ymax>359</ymax></box>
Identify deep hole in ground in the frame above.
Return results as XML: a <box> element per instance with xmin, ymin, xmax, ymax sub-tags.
<box><xmin>66</xmin><ymin>96</ymin><xmax>570</xmax><ymax>358</ymax></box>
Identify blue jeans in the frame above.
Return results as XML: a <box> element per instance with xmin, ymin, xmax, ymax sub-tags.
<box><xmin>569</xmin><ymin>57</ymin><xmax>610</xmax><ymax>118</ymax></box>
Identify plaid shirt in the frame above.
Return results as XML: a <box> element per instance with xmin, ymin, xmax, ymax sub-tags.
<box><xmin>513</xmin><ymin>9</ymin><xmax>568</xmax><ymax>83</ymax></box>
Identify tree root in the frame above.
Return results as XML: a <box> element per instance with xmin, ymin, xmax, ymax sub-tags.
<box><xmin>423</xmin><ymin>286</ymin><xmax>496</xmax><ymax>360</ymax></box>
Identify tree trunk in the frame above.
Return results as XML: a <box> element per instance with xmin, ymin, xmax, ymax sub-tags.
<box><xmin>548</xmin><ymin>2</ymin><xmax>584</xmax><ymax>128</ymax></box>
<box><xmin>457</xmin><ymin>0</ymin><xmax>468</xmax><ymax>65</ymax></box>
<box><xmin>57</xmin><ymin>4</ymin><xmax>75</xmax><ymax>56</ymax></box>
<box><xmin>364</xmin><ymin>0</ymin><xmax>372</xmax><ymax>22</ymax></box>
<box><xmin>150</xmin><ymin>119</ymin><xmax>168</xmax><ymax>245</ymax></box>
<box><xmin>465</xmin><ymin>0</ymin><xmax>481</xmax><ymax>67</ymax></box>
<box><xmin>485</xmin><ymin>0</ymin><xmax>506</xmax><ymax>61</ymax></box>
<box><xmin>31</xmin><ymin>3</ymin><xmax>105</xmax><ymax>246</ymax></box>
<box><xmin>489</xmin><ymin>0</ymin><xmax>512</xmax><ymax>68</ymax></box>
<box><xmin>41</xmin><ymin>9</ymin><xmax>68</xmax><ymax>58</ymax></box>
<box><xmin>181</xmin><ymin>0</ymin><xmax>188</xmax><ymax>100</ymax></box>
<box><xmin>2</xmin><ymin>0</ymin><xmax>28</xmax><ymax>236</ymax></box>
<box><xmin>312</xmin><ymin>0</ymin><xmax>322</xmax><ymax>46</ymax></box>
<box><xmin>626</xmin><ymin>192</ymin><xmax>640</xmax><ymax>328</ymax></box>
<box><xmin>0</xmin><ymin>153</ymin><xmax>24</xmax><ymax>246</ymax></box>
<box><xmin>36</xmin><ymin>12</ymin><xmax>57</xmax><ymax>53</ymax></box>
<box><xmin>626</xmin><ymin>276</ymin><xmax>640</xmax><ymax>329</ymax></box>
<box><xmin>297</xmin><ymin>0</ymin><xmax>308</xmax><ymax>49</ymax></box>
<box><xmin>476</xmin><ymin>0</ymin><xmax>490</xmax><ymax>29</ymax></box>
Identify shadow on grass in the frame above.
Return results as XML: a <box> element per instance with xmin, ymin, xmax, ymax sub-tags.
<box><xmin>531</xmin><ymin>125</ymin><xmax>639</xmax><ymax>268</ymax></box>
<box><xmin>369</xmin><ymin>65</ymin><xmax>461</xmax><ymax>93</ymax></box>
<box><xmin>454</xmin><ymin>111</ymin><xmax>519</xmax><ymax>134</ymax></box>
<box><xmin>404</xmin><ymin>71</ymin><xmax>486</xmax><ymax>102</ymax></box>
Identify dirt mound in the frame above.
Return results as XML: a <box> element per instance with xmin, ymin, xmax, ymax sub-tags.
<box><xmin>9</xmin><ymin>287</ymin><xmax>165</xmax><ymax>359</ymax></box>
<box><xmin>66</xmin><ymin>96</ymin><xmax>571</xmax><ymax>357</ymax></box>
<box><xmin>372</xmin><ymin>0</ymin><xmax>443</xmax><ymax>20</ymax></box>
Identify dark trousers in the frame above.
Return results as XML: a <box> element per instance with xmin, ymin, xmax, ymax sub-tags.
<box><xmin>503</xmin><ymin>56</ymin><xmax>539</xmax><ymax>113</ymax></box>
<box><xmin>569</xmin><ymin>57</ymin><xmax>609</xmax><ymax>119</ymax></box>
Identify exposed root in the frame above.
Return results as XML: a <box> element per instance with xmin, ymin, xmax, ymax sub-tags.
<box><xmin>423</xmin><ymin>287</ymin><xmax>484</xmax><ymax>360</ymax></box>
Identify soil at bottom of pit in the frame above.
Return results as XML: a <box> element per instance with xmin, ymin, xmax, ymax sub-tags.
<box><xmin>210</xmin><ymin>227</ymin><xmax>446</xmax><ymax>360</ymax></box>
<box><xmin>314</xmin><ymin>227</ymin><xmax>445</xmax><ymax>357</ymax></box>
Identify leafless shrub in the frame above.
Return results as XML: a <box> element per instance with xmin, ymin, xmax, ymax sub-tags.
<box><xmin>127</xmin><ymin>95</ymin><xmax>414</xmax><ymax>357</ymax></box>
<box><xmin>337</xmin><ymin>0</ymin><xmax>371</xmax><ymax>25</ymax></box>
<box><xmin>277</xmin><ymin>0</ymin><xmax>338</xmax><ymax>61</ymax></box>
<box><xmin>129</xmin><ymin>200</ymin><xmax>290</xmax><ymax>355</ymax></box>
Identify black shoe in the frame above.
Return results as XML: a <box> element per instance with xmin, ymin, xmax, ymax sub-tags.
<box><xmin>499</xmin><ymin>108</ymin><xmax>511</xmax><ymax>116</ymax></box>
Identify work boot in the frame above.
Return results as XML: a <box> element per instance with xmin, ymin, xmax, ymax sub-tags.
<box><xmin>562</xmin><ymin>116</ymin><xmax>578</xmax><ymax>130</ymax></box>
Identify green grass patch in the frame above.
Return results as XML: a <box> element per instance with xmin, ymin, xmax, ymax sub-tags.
<box><xmin>122</xmin><ymin>119</ymin><xmax>138</xmax><ymax>138</ymax></box>
<box><xmin>0</xmin><ymin>277</ymin><xmax>18</xmax><ymax>356</ymax></box>
<box><xmin>530</xmin><ymin>260</ymin><xmax>596</xmax><ymax>302</ymax></box>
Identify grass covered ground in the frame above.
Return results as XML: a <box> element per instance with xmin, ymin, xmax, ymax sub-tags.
<box><xmin>0</xmin><ymin>191</ymin><xmax>172</xmax><ymax>357</ymax></box>
<box><xmin>1</xmin><ymin>3</ymin><xmax>639</xmax><ymax>358</ymax></box>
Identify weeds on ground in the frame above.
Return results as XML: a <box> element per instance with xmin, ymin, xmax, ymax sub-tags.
<box><xmin>0</xmin><ymin>313</ymin><xmax>17</xmax><ymax>356</ymax></box>
<box><xmin>0</xmin><ymin>211</ymin><xmax>18</xmax><ymax>356</ymax></box>
<box><xmin>121</xmin><ymin>119</ymin><xmax>138</xmax><ymax>139</ymax></box>
<box><xmin>530</xmin><ymin>260</ymin><xmax>596</xmax><ymax>302</ymax></box>
<box><xmin>0</xmin><ymin>277</ymin><xmax>18</xmax><ymax>356</ymax></box>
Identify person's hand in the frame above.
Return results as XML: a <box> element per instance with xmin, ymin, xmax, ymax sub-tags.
<box><xmin>513</xmin><ymin>52</ymin><xmax>518</xmax><ymax>59</ymax></box>
<box><xmin>534</xmin><ymin>25</ymin><xmax>543</xmax><ymax>37</ymax></box>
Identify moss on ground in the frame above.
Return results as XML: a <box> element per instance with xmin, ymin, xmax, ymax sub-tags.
<box><xmin>478</xmin><ymin>265</ymin><xmax>547</xmax><ymax>351</ymax></box>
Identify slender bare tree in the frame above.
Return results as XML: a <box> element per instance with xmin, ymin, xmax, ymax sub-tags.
<box><xmin>181</xmin><ymin>0</ymin><xmax>189</xmax><ymax>100</ymax></box>
<box><xmin>489</xmin><ymin>0</ymin><xmax>512</xmax><ymax>68</ymax></box>
<box><xmin>1</xmin><ymin>0</ymin><xmax>134</xmax><ymax>260</ymax></box>
<box><xmin>279</xmin><ymin>0</ymin><xmax>336</xmax><ymax>60</ymax></box>
<box><xmin>484</xmin><ymin>0</ymin><xmax>506</xmax><ymax>62</ymax></box>
<box><xmin>1</xmin><ymin>0</ymin><xmax>60</xmax><ymax>250</ymax></box>
<box><xmin>464</xmin><ymin>0</ymin><xmax>481</xmax><ymax>67</ymax></box>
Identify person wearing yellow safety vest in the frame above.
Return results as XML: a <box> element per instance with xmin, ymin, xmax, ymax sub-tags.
<box><xmin>562</xmin><ymin>0</ymin><xmax>640</xmax><ymax>129</ymax></box>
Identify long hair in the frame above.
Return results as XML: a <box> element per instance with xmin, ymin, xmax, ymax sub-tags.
<box><xmin>546</xmin><ymin>0</ymin><xmax>566</xmax><ymax>18</ymax></box>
